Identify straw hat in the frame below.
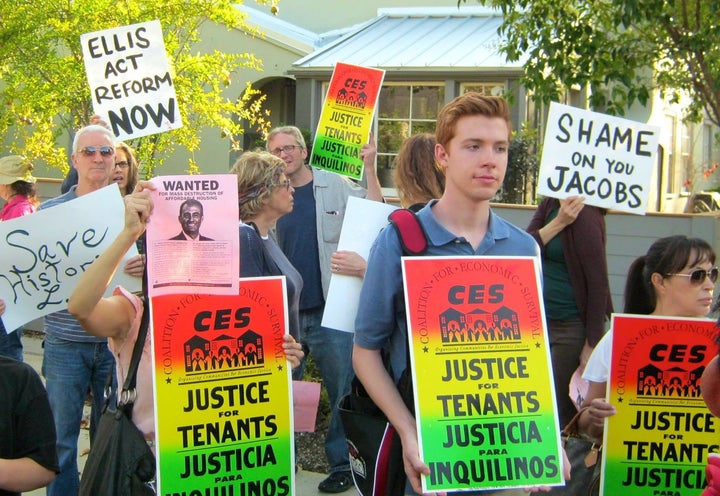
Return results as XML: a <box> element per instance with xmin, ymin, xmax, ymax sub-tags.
<box><xmin>0</xmin><ymin>155</ymin><xmax>37</xmax><ymax>184</ymax></box>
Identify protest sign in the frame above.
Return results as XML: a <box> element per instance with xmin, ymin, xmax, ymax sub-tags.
<box><xmin>402</xmin><ymin>256</ymin><xmax>562</xmax><ymax>492</ymax></box>
<box><xmin>145</xmin><ymin>174</ymin><xmax>239</xmax><ymax>297</ymax></box>
<box><xmin>152</xmin><ymin>277</ymin><xmax>294</xmax><ymax>496</ymax></box>
<box><xmin>310</xmin><ymin>62</ymin><xmax>385</xmax><ymax>180</ymax></box>
<box><xmin>602</xmin><ymin>314</ymin><xmax>718</xmax><ymax>496</ymax></box>
<box><xmin>0</xmin><ymin>185</ymin><xmax>139</xmax><ymax>331</ymax></box>
<box><xmin>321</xmin><ymin>196</ymin><xmax>397</xmax><ymax>332</ymax></box>
<box><xmin>538</xmin><ymin>102</ymin><xmax>660</xmax><ymax>214</ymax></box>
<box><xmin>80</xmin><ymin>19</ymin><xmax>182</xmax><ymax>140</ymax></box>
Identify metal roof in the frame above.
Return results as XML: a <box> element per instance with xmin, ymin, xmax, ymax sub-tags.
<box><xmin>292</xmin><ymin>7</ymin><xmax>520</xmax><ymax>73</ymax></box>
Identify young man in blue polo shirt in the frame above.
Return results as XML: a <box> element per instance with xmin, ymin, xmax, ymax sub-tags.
<box><xmin>353</xmin><ymin>93</ymin><xmax>543</xmax><ymax>495</ymax></box>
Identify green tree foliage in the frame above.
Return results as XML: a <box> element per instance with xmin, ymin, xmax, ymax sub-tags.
<box><xmin>460</xmin><ymin>0</ymin><xmax>720</xmax><ymax>126</ymax></box>
<box><xmin>0</xmin><ymin>0</ymin><xmax>278</xmax><ymax>175</ymax></box>
<box><xmin>501</xmin><ymin>124</ymin><xmax>539</xmax><ymax>205</ymax></box>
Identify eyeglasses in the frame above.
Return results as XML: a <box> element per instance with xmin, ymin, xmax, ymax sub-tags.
<box><xmin>270</xmin><ymin>144</ymin><xmax>302</xmax><ymax>156</ymax></box>
<box><xmin>181</xmin><ymin>212</ymin><xmax>202</xmax><ymax>221</ymax></box>
<box><xmin>114</xmin><ymin>161</ymin><xmax>129</xmax><ymax>169</ymax></box>
<box><xmin>275</xmin><ymin>179</ymin><xmax>291</xmax><ymax>191</ymax></box>
<box><xmin>666</xmin><ymin>267</ymin><xmax>719</xmax><ymax>285</ymax></box>
<box><xmin>79</xmin><ymin>146</ymin><xmax>114</xmax><ymax>157</ymax></box>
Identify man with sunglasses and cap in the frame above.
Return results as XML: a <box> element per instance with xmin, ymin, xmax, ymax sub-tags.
<box><xmin>38</xmin><ymin>124</ymin><xmax>144</xmax><ymax>496</ymax></box>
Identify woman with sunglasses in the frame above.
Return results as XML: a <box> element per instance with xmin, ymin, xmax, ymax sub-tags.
<box><xmin>231</xmin><ymin>151</ymin><xmax>303</xmax><ymax>339</ymax></box>
<box><xmin>578</xmin><ymin>235</ymin><xmax>717</xmax><ymax>439</ymax></box>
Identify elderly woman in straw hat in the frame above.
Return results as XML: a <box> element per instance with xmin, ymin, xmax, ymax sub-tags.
<box><xmin>0</xmin><ymin>155</ymin><xmax>39</xmax><ymax>361</ymax></box>
<box><xmin>0</xmin><ymin>155</ymin><xmax>38</xmax><ymax>221</ymax></box>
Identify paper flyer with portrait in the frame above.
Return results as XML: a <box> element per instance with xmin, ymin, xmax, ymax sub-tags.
<box><xmin>151</xmin><ymin>277</ymin><xmax>294</xmax><ymax>496</ymax></box>
<box><xmin>0</xmin><ymin>184</ymin><xmax>139</xmax><ymax>331</ymax></box>
<box><xmin>538</xmin><ymin>102</ymin><xmax>660</xmax><ymax>214</ymax></box>
<box><xmin>402</xmin><ymin>256</ymin><xmax>563</xmax><ymax>493</ymax></box>
<box><xmin>602</xmin><ymin>314</ymin><xmax>719</xmax><ymax>496</ymax></box>
<box><xmin>309</xmin><ymin>62</ymin><xmax>385</xmax><ymax>180</ymax></box>
<box><xmin>145</xmin><ymin>175</ymin><xmax>239</xmax><ymax>297</ymax></box>
<box><xmin>80</xmin><ymin>19</ymin><xmax>183</xmax><ymax>140</ymax></box>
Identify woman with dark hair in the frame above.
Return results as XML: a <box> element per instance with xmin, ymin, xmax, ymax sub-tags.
<box><xmin>112</xmin><ymin>142</ymin><xmax>139</xmax><ymax>196</ymax></box>
<box><xmin>0</xmin><ymin>155</ymin><xmax>39</xmax><ymax>361</ymax></box>
<box><xmin>579</xmin><ymin>235</ymin><xmax>717</xmax><ymax>439</ymax></box>
<box><xmin>527</xmin><ymin>196</ymin><xmax>613</xmax><ymax>428</ymax></box>
<box><xmin>393</xmin><ymin>133</ymin><xmax>445</xmax><ymax>211</ymax></box>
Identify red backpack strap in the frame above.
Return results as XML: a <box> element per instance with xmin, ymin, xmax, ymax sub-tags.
<box><xmin>388</xmin><ymin>209</ymin><xmax>428</xmax><ymax>256</ymax></box>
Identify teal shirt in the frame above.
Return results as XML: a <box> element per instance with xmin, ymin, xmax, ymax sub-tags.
<box><xmin>542</xmin><ymin>208</ymin><xmax>580</xmax><ymax>321</ymax></box>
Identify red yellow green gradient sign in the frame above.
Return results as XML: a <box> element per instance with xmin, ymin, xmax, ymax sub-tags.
<box><xmin>310</xmin><ymin>62</ymin><xmax>385</xmax><ymax>180</ymax></box>
<box><xmin>402</xmin><ymin>256</ymin><xmax>563</xmax><ymax>492</ymax></box>
<box><xmin>151</xmin><ymin>277</ymin><xmax>294</xmax><ymax>495</ymax></box>
<box><xmin>603</xmin><ymin>315</ymin><xmax>719</xmax><ymax>496</ymax></box>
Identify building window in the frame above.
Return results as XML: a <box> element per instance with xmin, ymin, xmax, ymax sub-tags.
<box><xmin>663</xmin><ymin>115</ymin><xmax>677</xmax><ymax>196</ymax></box>
<box><xmin>680</xmin><ymin>122</ymin><xmax>692</xmax><ymax>194</ymax></box>
<box><xmin>461</xmin><ymin>83</ymin><xmax>506</xmax><ymax>97</ymax></box>
<box><xmin>376</xmin><ymin>83</ymin><xmax>444</xmax><ymax>189</ymax></box>
<box><xmin>703</xmin><ymin>124</ymin><xmax>713</xmax><ymax>167</ymax></box>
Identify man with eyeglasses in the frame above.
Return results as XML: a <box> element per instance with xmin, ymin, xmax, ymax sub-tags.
<box><xmin>266</xmin><ymin>125</ymin><xmax>383</xmax><ymax>493</ymax></box>
<box><xmin>39</xmin><ymin>124</ymin><xmax>145</xmax><ymax>496</ymax></box>
<box><xmin>170</xmin><ymin>198</ymin><xmax>214</xmax><ymax>241</ymax></box>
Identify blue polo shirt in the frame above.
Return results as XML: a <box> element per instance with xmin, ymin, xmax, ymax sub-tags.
<box><xmin>354</xmin><ymin>200</ymin><xmax>540</xmax><ymax>382</ymax></box>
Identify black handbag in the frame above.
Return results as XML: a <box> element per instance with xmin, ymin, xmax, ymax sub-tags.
<box><xmin>339</xmin><ymin>376</ymin><xmax>407</xmax><ymax>496</ymax></box>
<box><xmin>339</xmin><ymin>347</ymin><xmax>414</xmax><ymax>496</ymax></box>
<box><xmin>79</xmin><ymin>274</ymin><xmax>155</xmax><ymax>496</ymax></box>
<box><xmin>534</xmin><ymin>407</ymin><xmax>601</xmax><ymax>496</ymax></box>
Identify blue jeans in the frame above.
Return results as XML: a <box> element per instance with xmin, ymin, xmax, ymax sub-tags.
<box><xmin>293</xmin><ymin>306</ymin><xmax>354</xmax><ymax>474</ymax></box>
<box><xmin>0</xmin><ymin>325</ymin><xmax>23</xmax><ymax>362</ymax></box>
<box><xmin>42</xmin><ymin>334</ymin><xmax>116</xmax><ymax>496</ymax></box>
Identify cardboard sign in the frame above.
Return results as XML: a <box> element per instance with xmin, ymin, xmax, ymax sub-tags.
<box><xmin>538</xmin><ymin>102</ymin><xmax>659</xmax><ymax>214</ymax></box>
<box><xmin>80</xmin><ymin>20</ymin><xmax>183</xmax><ymax>140</ymax></box>
<box><xmin>0</xmin><ymin>185</ymin><xmax>139</xmax><ymax>331</ymax></box>
<box><xmin>145</xmin><ymin>175</ymin><xmax>239</xmax><ymax>297</ymax></box>
<box><xmin>310</xmin><ymin>62</ymin><xmax>385</xmax><ymax>180</ymax></box>
<box><xmin>152</xmin><ymin>277</ymin><xmax>294</xmax><ymax>495</ymax></box>
<box><xmin>321</xmin><ymin>196</ymin><xmax>397</xmax><ymax>332</ymax></box>
<box><xmin>602</xmin><ymin>315</ymin><xmax>719</xmax><ymax>496</ymax></box>
<box><xmin>402</xmin><ymin>256</ymin><xmax>563</xmax><ymax>492</ymax></box>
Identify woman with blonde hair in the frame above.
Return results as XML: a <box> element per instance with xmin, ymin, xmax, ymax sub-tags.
<box><xmin>231</xmin><ymin>151</ymin><xmax>303</xmax><ymax>339</ymax></box>
<box><xmin>68</xmin><ymin>181</ymin><xmax>304</xmax><ymax>459</ymax></box>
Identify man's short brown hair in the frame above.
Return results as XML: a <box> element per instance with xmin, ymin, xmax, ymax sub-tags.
<box><xmin>435</xmin><ymin>93</ymin><xmax>512</xmax><ymax>148</ymax></box>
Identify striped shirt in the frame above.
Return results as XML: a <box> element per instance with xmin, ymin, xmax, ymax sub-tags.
<box><xmin>39</xmin><ymin>186</ymin><xmax>107</xmax><ymax>343</ymax></box>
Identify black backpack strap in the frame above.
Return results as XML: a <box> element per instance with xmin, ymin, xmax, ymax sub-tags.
<box><xmin>388</xmin><ymin>208</ymin><xmax>428</xmax><ymax>256</ymax></box>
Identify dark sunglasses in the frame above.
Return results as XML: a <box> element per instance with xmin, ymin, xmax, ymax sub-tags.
<box><xmin>80</xmin><ymin>146</ymin><xmax>114</xmax><ymax>157</ymax></box>
<box><xmin>666</xmin><ymin>267</ymin><xmax>719</xmax><ymax>285</ymax></box>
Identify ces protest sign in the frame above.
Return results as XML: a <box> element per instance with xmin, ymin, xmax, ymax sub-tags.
<box><xmin>310</xmin><ymin>62</ymin><xmax>385</xmax><ymax>180</ymax></box>
<box><xmin>80</xmin><ymin>20</ymin><xmax>183</xmax><ymax>140</ymax></box>
<box><xmin>538</xmin><ymin>102</ymin><xmax>659</xmax><ymax>214</ymax></box>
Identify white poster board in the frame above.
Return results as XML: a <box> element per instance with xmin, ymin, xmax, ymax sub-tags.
<box><xmin>321</xmin><ymin>197</ymin><xmax>397</xmax><ymax>332</ymax></box>
<box><xmin>538</xmin><ymin>102</ymin><xmax>660</xmax><ymax>214</ymax></box>
<box><xmin>0</xmin><ymin>185</ymin><xmax>140</xmax><ymax>331</ymax></box>
<box><xmin>80</xmin><ymin>19</ymin><xmax>182</xmax><ymax>140</ymax></box>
